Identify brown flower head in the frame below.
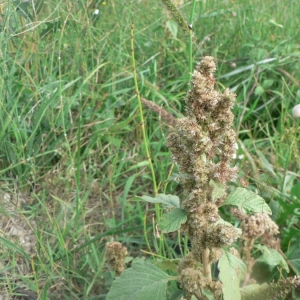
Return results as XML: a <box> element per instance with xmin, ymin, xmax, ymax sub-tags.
<box><xmin>105</xmin><ymin>241</ymin><xmax>128</xmax><ymax>275</ymax></box>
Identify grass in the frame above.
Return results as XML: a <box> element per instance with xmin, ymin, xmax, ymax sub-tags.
<box><xmin>0</xmin><ymin>0</ymin><xmax>299</xmax><ymax>298</ymax></box>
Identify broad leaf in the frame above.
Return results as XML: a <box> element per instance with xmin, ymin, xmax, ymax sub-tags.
<box><xmin>106</xmin><ymin>258</ymin><xmax>171</xmax><ymax>300</ymax></box>
<box><xmin>291</xmin><ymin>183</ymin><xmax>300</xmax><ymax>200</ymax></box>
<box><xmin>157</xmin><ymin>259</ymin><xmax>180</xmax><ymax>273</ymax></box>
<box><xmin>169</xmin><ymin>289</ymin><xmax>184</xmax><ymax>300</ymax></box>
<box><xmin>256</xmin><ymin>245</ymin><xmax>289</xmax><ymax>272</ymax></box>
<box><xmin>228</xmin><ymin>251</ymin><xmax>247</xmax><ymax>280</ymax></box>
<box><xmin>223</xmin><ymin>187</ymin><xmax>271</xmax><ymax>214</ymax></box>
<box><xmin>142</xmin><ymin>194</ymin><xmax>180</xmax><ymax>208</ymax></box>
<box><xmin>158</xmin><ymin>208</ymin><xmax>187</xmax><ymax>233</ymax></box>
<box><xmin>254</xmin><ymin>85</ymin><xmax>265</xmax><ymax>96</ymax></box>
<box><xmin>209</xmin><ymin>180</ymin><xmax>226</xmax><ymax>202</ymax></box>
<box><xmin>288</xmin><ymin>258</ymin><xmax>300</xmax><ymax>275</ymax></box>
<box><xmin>287</xmin><ymin>243</ymin><xmax>300</xmax><ymax>275</ymax></box>
<box><xmin>219</xmin><ymin>251</ymin><xmax>246</xmax><ymax>300</ymax></box>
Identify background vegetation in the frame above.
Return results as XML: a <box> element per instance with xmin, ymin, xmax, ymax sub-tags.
<box><xmin>0</xmin><ymin>0</ymin><xmax>299</xmax><ymax>298</ymax></box>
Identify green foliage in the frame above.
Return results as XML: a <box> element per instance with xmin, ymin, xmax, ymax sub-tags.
<box><xmin>201</xmin><ymin>289</ymin><xmax>215</xmax><ymax>300</ymax></box>
<box><xmin>166</xmin><ymin>20</ymin><xmax>178</xmax><ymax>39</ymax></box>
<box><xmin>291</xmin><ymin>183</ymin><xmax>300</xmax><ymax>200</ymax></box>
<box><xmin>256</xmin><ymin>245</ymin><xmax>289</xmax><ymax>273</ymax></box>
<box><xmin>161</xmin><ymin>0</ymin><xmax>189</xmax><ymax>34</ymax></box>
<box><xmin>106</xmin><ymin>258</ymin><xmax>172</xmax><ymax>300</ymax></box>
<box><xmin>157</xmin><ymin>259</ymin><xmax>180</xmax><ymax>273</ymax></box>
<box><xmin>158</xmin><ymin>208</ymin><xmax>187</xmax><ymax>233</ymax></box>
<box><xmin>142</xmin><ymin>194</ymin><xmax>187</xmax><ymax>232</ymax></box>
<box><xmin>224</xmin><ymin>187</ymin><xmax>272</xmax><ymax>214</ymax></box>
<box><xmin>219</xmin><ymin>251</ymin><xmax>247</xmax><ymax>300</ymax></box>
<box><xmin>0</xmin><ymin>0</ymin><xmax>299</xmax><ymax>298</ymax></box>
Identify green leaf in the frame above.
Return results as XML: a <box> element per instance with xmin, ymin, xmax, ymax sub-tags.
<box><xmin>218</xmin><ymin>58</ymin><xmax>277</xmax><ymax>79</ymax></box>
<box><xmin>268</xmin><ymin>199</ymin><xmax>280</xmax><ymax>220</ymax></box>
<box><xmin>157</xmin><ymin>259</ymin><xmax>180</xmax><ymax>273</ymax></box>
<box><xmin>0</xmin><ymin>236</ymin><xmax>30</xmax><ymax>261</ymax></box>
<box><xmin>257</xmin><ymin>150</ymin><xmax>276</xmax><ymax>176</ymax></box>
<box><xmin>254</xmin><ymin>85</ymin><xmax>264</xmax><ymax>96</ymax></box>
<box><xmin>223</xmin><ymin>187</ymin><xmax>271</xmax><ymax>214</ymax></box>
<box><xmin>158</xmin><ymin>208</ymin><xmax>187</xmax><ymax>233</ymax></box>
<box><xmin>166</xmin><ymin>20</ymin><xmax>178</xmax><ymax>38</ymax></box>
<box><xmin>142</xmin><ymin>194</ymin><xmax>180</xmax><ymax>208</ymax></box>
<box><xmin>291</xmin><ymin>183</ymin><xmax>300</xmax><ymax>200</ymax></box>
<box><xmin>287</xmin><ymin>244</ymin><xmax>300</xmax><ymax>275</ymax></box>
<box><xmin>169</xmin><ymin>289</ymin><xmax>184</xmax><ymax>300</ymax></box>
<box><xmin>219</xmin><ymin>251</ymin><xmax>246</xmax><ymax>300</ymax></box>
<box><xmin>262</xmin><ymin>79</ymin><xmax>274</xmax><ymax>89</ymax></box>
<box><xmin>15</xmin><ymin>2</ymin><xmax>33</xmax><ymax>21</ymax></box>
<box><xmin>201</xmin><ymin>289</ymin><xmax>215</xmax><ymax>300</ymax></box>
<box><xmin>209</xmin><ymin>180</ymin><xmax>226</xmax><ymax>202</ymax></box>
<box><xmin>106</xmin><ymin>258</ymin><xmax>171</xmax><ymax>300</ymax></box>
<box><xmin>289</xmin><ymin>258</ymin><xmax>300</xmax><ymax>275</ymax></box>
<box><xmin>222</xmin><ymin>250</ymin><xmax>247</xmax><ymax>279</ymax></box>
<box><xmin>256</xmin><ymin>245</ymin><xmax>289</xmax><ymax>272</ymax></box>
<box><xmin>128</xmin><ymin>161</ymin><xmax>150</xmax><ymax>171</ymax></box>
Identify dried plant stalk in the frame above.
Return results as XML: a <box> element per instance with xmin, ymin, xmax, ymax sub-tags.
<box><xmin>141</xmin><ymin>98</ymin><xmax>178</xmax><ymax>127</ymax></box>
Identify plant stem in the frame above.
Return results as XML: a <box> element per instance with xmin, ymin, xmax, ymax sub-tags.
<box><xmin>131</xmin><ymin>23</ymin><xmax>160</xmax><ymax>253</ymax></box>
<box><xmin>193</xmin><ymin>291</ymin><xmax>203</xmax><ymax>300</ymax></box>
<box><xmin>202</xmin><ymin>247</ymin><xmax>212</xmax><ymax>280</ymax></box>
<box><xmin>188</xmin><ymin>0</ymin><xmax>197</xmax><ymax>80</ymax></box>
<box><xmin>130</xmin><ymin>23</ymin><xmax>158</xmax><ymax>196</ymax></box>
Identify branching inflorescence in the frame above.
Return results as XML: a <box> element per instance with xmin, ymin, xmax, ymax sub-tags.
<box><xmin>107</xmin><ymin>56</ymin><xmax>300</xmax><ymax>300</ymax></box>
<box><xmin>166</xmin><ymin>56</ymin><xmax>240</xmax><ymax>297</ymax></box>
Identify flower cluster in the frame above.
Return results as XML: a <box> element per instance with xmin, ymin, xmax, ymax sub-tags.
<box><xmin>242</xmin><ymin>276</ymin><xmax>300</xmax><ymax>300</ymax></box>
<box><xmin>167</xmin><ymin>57</ymin><xmax>240</xmax><ymax>296</ymax></box>
<box><xmin>231</xmin><ymin>208</ymin><xmax>280</xmax><ymax>270</ymax></box>
<box><xmin>167</xmin><ymin>57</ymin><xmax>237</xmax><ymax>193</ymax></box>
<box><xmin>231</xmin><ymin>209</ymin><xmax>279</xmax><ymax>246</ymax></box>
<box><xmin>105</xmin><ymin>241</ymin><xmax>128</xmax><ymax>275</ymax></box>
